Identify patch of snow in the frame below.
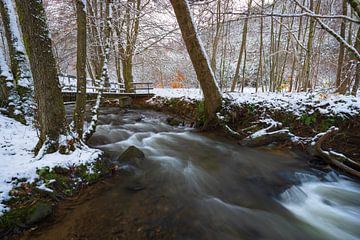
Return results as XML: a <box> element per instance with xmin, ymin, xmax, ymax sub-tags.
<box><xmin>0</xmin><ymin>114</ymin><xmax>102</xmax><ymax>215</ymax></box>
<box><xmin>151</xmin><ymin>88</ymin><xmax>360</xmax><ymax>118</ymax></box>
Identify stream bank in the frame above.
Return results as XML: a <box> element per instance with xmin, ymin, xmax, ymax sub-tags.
<box><xmin>15</xmin><ymin>108</ymin><xmax>360</xmax><ymax>240</ymax></box>
<box><xmin>146</xmin><ymin>95</ymin><xmax>360</xmax><ymax>177</ymax></box>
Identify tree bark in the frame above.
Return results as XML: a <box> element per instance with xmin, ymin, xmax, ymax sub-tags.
<box><xmin>255</xmin><ymin>0</ymin><xmax>264</xmax><ymax>93</ymax></box>
<box><xmin>170</xmin><ymin>0</ymin><xmax>222</xmax><ymax>127</ymax></box>
<box><xmin>0</xmin><ymin>44</ymin><xmax>21</xmax><ymax>121</ymax></box>
<box><xmin>230</xmin><ymin>0</ymin><xmax>252</xmax><ymax>92</ymax></box>
<box><xmin>335</xmin><ymin>0</ymin><xmax>347</xmax><ymax>90</ymax></box>
<box><xmin>351</xmin><ymin>27</ymin><xmax>360</xmax><ymax>96</ymax></box>
<box><xmin>0</xmin><ymin>0</ymin><xmax>33</xmax><ymax>122</ymax></box>
<box><xmin>74</xmin><ymin>0</ymin><xmax>87</xmax><ymax>138</ymax></box>
<box><xmin>301</xmin><ymin>0</ymin><xmax>321</xmax><ymax>91</ymax></box>
<box><xmin>15</xmin><ymin>0</ymin><xmax>67</xmax><ymax>154</ymax></box>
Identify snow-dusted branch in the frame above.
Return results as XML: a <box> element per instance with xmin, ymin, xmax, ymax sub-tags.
<box><xmin>293</xmin><ymin>0</ymin><xmax>360</xmax><ymax>61</ymax></box>
<box><xmin>213</xmin><ymin>11</ymin><xmax>360</xmax><ymax>24</ymax></box>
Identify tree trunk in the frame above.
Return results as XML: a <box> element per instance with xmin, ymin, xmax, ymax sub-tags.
<box><xmin>83</xmin><ymin>0</ymin><xmax>112</xmax><ymax>141</ymax></box>
<box><xmin>290</xmin><ymin>0</ymin><xmax>306</xmax><ymax>92</ymax></box>
<box><xmin>123</xmin><ymin>55</ymin><xmax>134</xmax><ymax>92</ymax></box>
<box><xmin>210</xmin><ymin>0</ymin><xmax>222</xmax><ymax>75</ymax></box>
<box><xmin>0</xmin><ymin>43</ymin><xmax>22</xmax><ymax>121</ymax></box>
<box><xmin>269</xmin><ymin>4</ymin><xmax>276</xmax><ymax>92</ymax></box>
<box><xmin>74</xmin><ymin>0</ymin><xmax>87</xmax><ymax>138</ymax></box>
<box><xmin>170</xmin><ymin>0</ymin><xmax>222</xmax><ymax>127</ymax></box>
<box><xmin>230</xmin><ymin>0</ymin><xmax>252</xmax><ymax>92</ymax></box>
<box><xmin>273</xmin><ymin>3</ymin><xmax>286</xmax><ymax>91</ymax></box>
<box><xmin>301</xmin><ymin>0</ymin><xmax>321</xmax><ymax>91</ymax></box>
<box><xmin>0</xmin><ymin>0</ymin><xmax>33</xmax><ymax>122</ymax></box>
<box><xmin>335</xmin><ymin>0</ymin><xmax>347</xmax><ymax>90</ymax></box>
<box><xmin>351</xmin><ymin>27</ymin><xmax>360</xmax><ymax>96</ymax></box>
<box><xmin>15</xmin><ymin>0</ymin><xmax>67</xmax><ymax>154</ymax></box>
<box><xmin>255</xmin><ymin>0</ymin><xmax>264</xmax><ymax>93</ymax></box>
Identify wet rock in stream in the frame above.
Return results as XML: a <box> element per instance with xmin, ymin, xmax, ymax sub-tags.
<box><xmin>116</xmin><ymin>146</ymin><xmax>146</xmax><ymax>169</ymax></box>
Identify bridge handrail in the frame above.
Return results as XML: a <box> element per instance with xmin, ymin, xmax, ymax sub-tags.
<box><xmin>59</xmin><ymin>74</ymin><xmax>153</xmax><ymax>94</ymax></box>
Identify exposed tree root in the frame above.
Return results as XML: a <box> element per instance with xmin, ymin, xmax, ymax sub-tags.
<box><xmin>312</xmin><ymin>127</ymin><xmax>360</xmax><ymax>178</ymax></box>
<box><xmin>239</xmin><ymin>118</ymin><xmax>295</xmax><ymax>147</ymax></box>
<box><xmin>227</xmin><ymin>117</ymin><xmax>360</xmax><ymax>178</ymax></box>
<box><xmin>241</xmin><ymin>129</ymin><xmax>295</xmax><ymax>147</ymax></box>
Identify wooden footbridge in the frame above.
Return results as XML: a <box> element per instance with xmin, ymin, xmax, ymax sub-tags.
<box><xmin>59</xmin><ymin>74</ymin><xmax>154</xmax><ymax>103</ymax></box>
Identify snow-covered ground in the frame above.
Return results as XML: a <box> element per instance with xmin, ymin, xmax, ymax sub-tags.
<box><xmin>152</xmin><ymin>88</ymin><xmax>360</xmax><ymax>118</ymax></box>
<box><xmin>0</xmin><ymin>115</ymin><xmax>102</xmax><ymax>215</ymax></box>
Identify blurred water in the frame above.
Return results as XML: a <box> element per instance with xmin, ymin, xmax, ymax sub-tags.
<box><xmin>57</xmin><ymin>107</ymin><xmax>360</xmax><ymax>239</ymax></box>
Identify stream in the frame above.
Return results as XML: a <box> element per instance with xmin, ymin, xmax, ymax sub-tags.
<box><xmin>23</xmin><ymin>108</ymin><xmax>360</xmax><ymax>240</ymax></box>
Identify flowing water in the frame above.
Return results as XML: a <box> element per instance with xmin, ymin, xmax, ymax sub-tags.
<box><xmin>24</xmin><ymin>108</ymin><xmax>360</xmax><ymax>240</ymax></box>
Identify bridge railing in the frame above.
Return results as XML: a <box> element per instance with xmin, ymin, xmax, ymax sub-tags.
<box><xmin>130</xmin><ymin>82</ymin><xmax>154</xmax><ymax>95</ymax></box>
<box><xmin>59</xmin><ymin>74</ymin><xmax>153</xmax><ymax>94</ymax></box>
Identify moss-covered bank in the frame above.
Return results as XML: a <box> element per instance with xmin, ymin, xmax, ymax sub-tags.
<box><xmin>0</xmin><ymin>158</ymin><xmax>114</xmax><ymax>238</ymax></box>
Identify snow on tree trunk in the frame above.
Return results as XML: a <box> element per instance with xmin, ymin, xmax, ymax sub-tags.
<box><xmin>15</xmin><ymin>0</ymin><xmax>68</xmax><ymax>154</ymax></box>
<box><xmin>0</xmin><ymin>44</ymin><xmax>23</xmax><ymax>122</ymax></box>
<box><xmin>83</xmin><ymin>0</ymin><xmax>112</xmax><ymax>141</ymax></box>
<box><xmin>0</xmin><ymin>0</ymin><xmax>34</xmax><ymax>122</ymax></box>
<box><xmin>170</xmin><ymin>0</ymin><xmax>222</xmax><ymax>127</ymax></box>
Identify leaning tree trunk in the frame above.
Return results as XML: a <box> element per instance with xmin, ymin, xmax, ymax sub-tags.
<box><xmin>15</xmin><ymin>0</ymin><xmax>67</xmax><ymax>154</ymax></box>
<box><xmin>0</xmin><ymin>0</ymin><xmax>33</xmax><ymax>122</ymax></box>
<box><xmin>170</xmin><ymin>0</ymin><xmax>222</xmax><ymax>127</ymax></box>
<box><xmin>74</xmin><ymin>0</ymin><xmax>87</xmax><ymax>138</ymax></box>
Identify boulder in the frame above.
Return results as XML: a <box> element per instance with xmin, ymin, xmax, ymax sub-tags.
<box><xmin>117</xmin><ymin>146</ymin><xmax>146</xmax><ymax>169</ymax></box>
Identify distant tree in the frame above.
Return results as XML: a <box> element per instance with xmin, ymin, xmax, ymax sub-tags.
<box><xmin>230</xmin><ymin>0</ymin><xmax>252</xmax><ymax>92</ymax></box>
<box><xmin>15</xmin><ymin>0</ymin><xmax>68</xmax><ymax>154</ymax></box>
<box><xmin>335</xmin><ymin>0</ymin><xmax>347</xmax><ymax>91</ymax></box>
<box><xmin>351</xmin><ymin>27</ymin><xmax>360</xmax><ymax>96</ymax></box>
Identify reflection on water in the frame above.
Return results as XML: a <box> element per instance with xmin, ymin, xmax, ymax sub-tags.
<box><xmin>31</xmin><ymin>108</ymin><xmax>360</xmax><ymax>240</ymax></box>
